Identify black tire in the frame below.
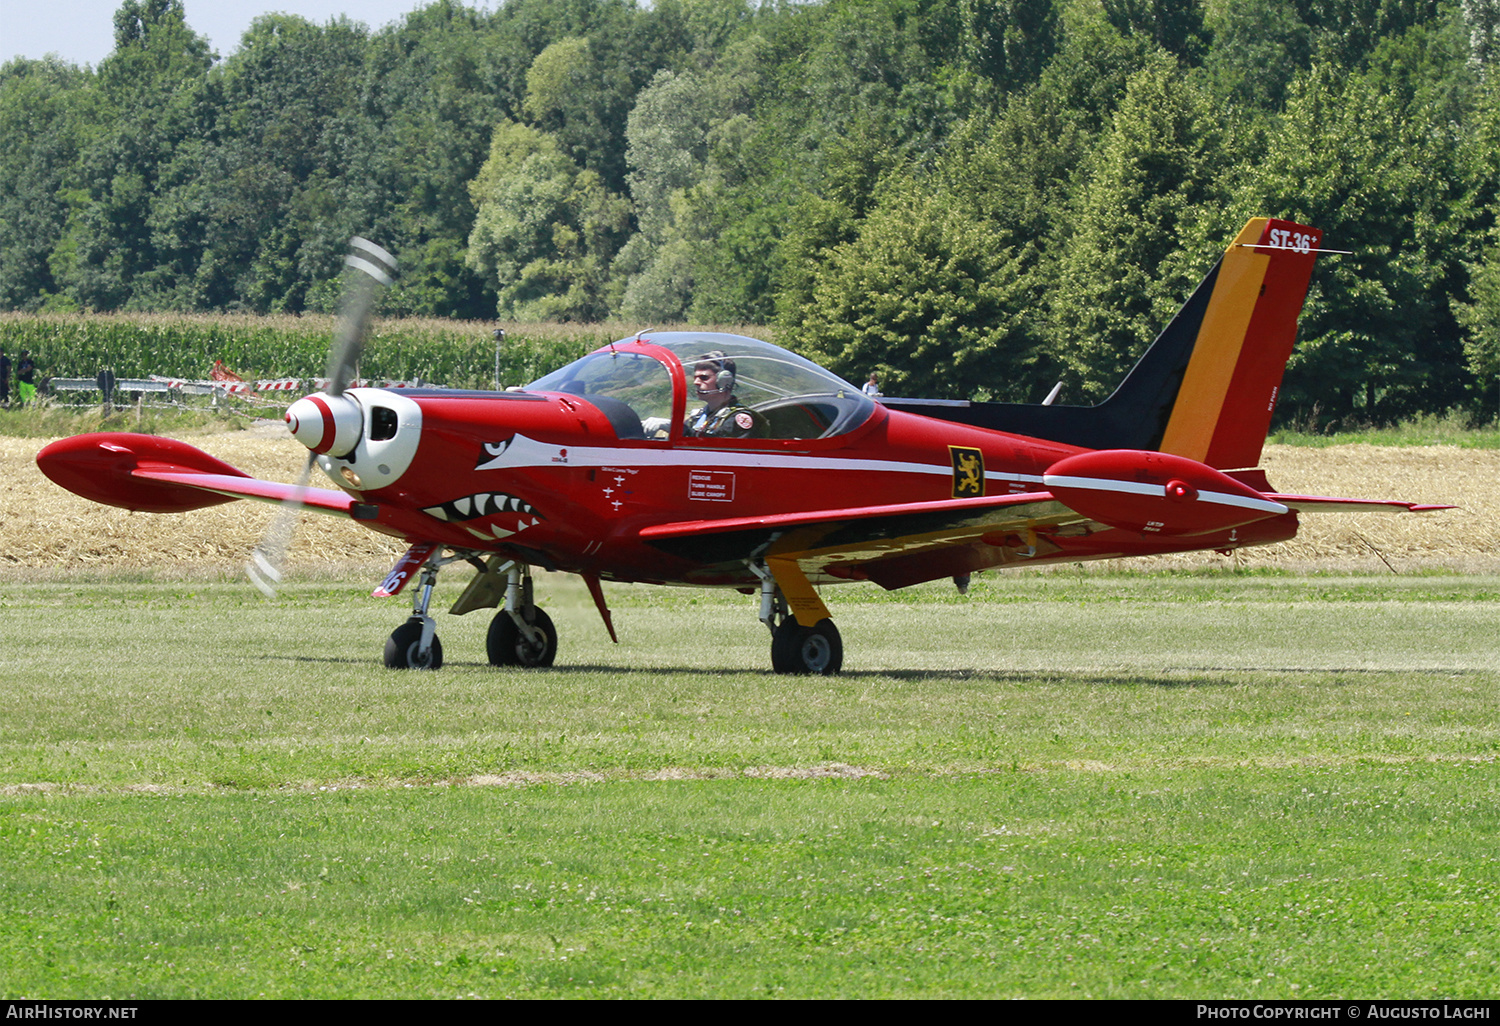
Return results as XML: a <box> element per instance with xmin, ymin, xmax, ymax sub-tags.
<box><xmin>487</xmin><ymin>608</ymin><xmax>558</xmax><ymax>667</ymax></box>
<box><xmin>384</xmin><ymin>618</ymin><xmax>443</xmax><ymax>670</ymax></box>
<box><xmin>770</xmin><ymin>617</ymin><xmax>842</xmax><ymax>675</ymax></box>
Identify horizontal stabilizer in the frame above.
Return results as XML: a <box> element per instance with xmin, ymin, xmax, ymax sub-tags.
<box><xmin>1266</xmin><ymin>494</ymin><xmax>1456</xmax><ymax>514</ymax></box>
<box><xmin>1042</xmin><ymin>449</ymin><xmax>1288</xmax><ymax>537</ymax></box>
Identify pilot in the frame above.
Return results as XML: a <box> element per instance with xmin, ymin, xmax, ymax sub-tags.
<box><xmin>684</xmin><ymin>351</ymin><xmax>766</xmax><ymax>439</ymax></box>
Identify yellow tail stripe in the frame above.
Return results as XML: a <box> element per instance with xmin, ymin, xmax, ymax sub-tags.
<box><xmin>1158</xmin><ymin>219</ymin><xmax>1271</xmax><ymax>462</ymax></box>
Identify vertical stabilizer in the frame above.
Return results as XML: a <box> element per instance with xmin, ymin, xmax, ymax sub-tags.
<box><xmin>1155</xmin><ymin>218</ymin><xmax>1323</xmax><ymax>469</ymax></box>
<box><xmin>880</xmin><ymin>217</ymin><xmax>1325</xmax><ymax>467</ymax></box>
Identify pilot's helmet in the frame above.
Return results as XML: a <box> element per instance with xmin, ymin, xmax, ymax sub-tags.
<box><xmin>693</xmin><ymin>350</ymin><xmax>736</xmax><ymax>393</ymax></box>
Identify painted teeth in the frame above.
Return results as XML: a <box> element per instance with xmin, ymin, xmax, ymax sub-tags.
<box><xmin>422</xmin><ymin>492</ymin><xmax>539</xmax><ymax>523</ymax></box>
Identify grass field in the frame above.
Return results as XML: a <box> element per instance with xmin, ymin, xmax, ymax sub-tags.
<box><xmin>2</xmin><ymin>573</ymin><xmax>1497</xmax><ymax>998</ymax></box>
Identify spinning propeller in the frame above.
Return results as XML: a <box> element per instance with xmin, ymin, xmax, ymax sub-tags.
<box><xmin>247</xmin><ymin>237</ymin><xmax>398</xmax><ymax>597</ymax></box>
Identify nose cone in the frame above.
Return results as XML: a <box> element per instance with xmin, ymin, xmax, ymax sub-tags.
<box><xmin>286</xmin><ymin>393</ymin><xmax>362</xmax><ymax>458</ymax></box>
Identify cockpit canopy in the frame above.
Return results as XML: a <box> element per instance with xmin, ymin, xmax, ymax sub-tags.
<box><xmin>526</xmin><ymin>332</ymin><xmax>876</xmax><ymax>441</ymax></box>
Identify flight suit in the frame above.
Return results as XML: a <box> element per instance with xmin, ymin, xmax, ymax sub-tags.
<box><xmin>684</xmin><ymin>399</ymin><xmax>767</xmax><ymax>438</ymax></box>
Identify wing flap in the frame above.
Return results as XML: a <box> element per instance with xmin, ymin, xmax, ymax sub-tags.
<box><xmin>641</xmin><ymin>490</ymin><xmax>1091</xmax><ymax>587</ymax></box>
<box><xmin>639</xmin><ymin>490</ymin><xmax>1063</xmax><ymax>540</ymax></box>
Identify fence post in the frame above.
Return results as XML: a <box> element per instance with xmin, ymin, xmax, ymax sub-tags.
<box><xmin>96</xmin><ymin>368</ymin><xmax>115</xmax><ymax>416</ymax></box>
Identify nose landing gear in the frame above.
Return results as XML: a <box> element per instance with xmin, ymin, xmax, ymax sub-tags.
<box><xmin>384</xmin><ymin>560</ymin><xmax>444</xmax><ymax>670</ymax></box>
<box><xmin>379</xmin><ymin>550</ymin><xmax>559</xmax><ymax>670</ymax></box>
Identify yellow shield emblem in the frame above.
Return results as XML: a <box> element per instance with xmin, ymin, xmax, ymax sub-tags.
<box><xmin>949</xmin><ymin>446</ymin><xmax>984</xmax><ymax>499</ymax></box>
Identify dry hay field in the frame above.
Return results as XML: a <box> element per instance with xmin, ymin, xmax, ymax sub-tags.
<box><xmin>2</xmin><ymin>424</ymin><xmax>1498</xmax><ymax>579</ymax></box>
<box><xmin>1</xmin><ymin>422</ymin><xmax>407</xmax><ymax>581</ymax></box>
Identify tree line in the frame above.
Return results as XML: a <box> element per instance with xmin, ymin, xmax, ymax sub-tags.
<box><xmin>5</xmin><ymin>0</ymin><xmax>1500</xmax><ymax>426</ymax></box>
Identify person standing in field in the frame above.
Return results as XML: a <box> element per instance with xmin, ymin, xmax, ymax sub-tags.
<box><xmin>0</xmin><ymin>346</ymin><xmax>10</xmax><ymax>407</ymax></box>
<box><xmin>15</xmin><ymin>350</ymin><xmax>35</xmax><ymax>404</ymax></box>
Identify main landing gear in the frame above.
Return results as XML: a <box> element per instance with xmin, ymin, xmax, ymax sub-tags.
<box><xmin>381</xmin><ymin>549</ymin><xmax>840</xmax><ymax>675</ymax></box>
<box><xmin>382</xmin><ymin>553</ymin><xmax>557</xmax><ymax>670</ymax></box>
<box><xmin>486</xmin><ymin>563</ymin><xmax>558</xmax><ymax>667</ymax></box>
<box><xmin>751</xmin><ymin>560</ymin><xmax>843</xmax><ymax>675</ymax></box>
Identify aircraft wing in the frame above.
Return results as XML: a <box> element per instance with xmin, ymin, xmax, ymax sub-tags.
<box><xmin>639</xmin><ymin>491</ymin><xmax>1089</xmax><ymax>589</ymax></box>
<box><xmin>129</xmin><ymin>468</ymin><xmax>358</xmax><ymax>516</ymax></box>
<box><xmin>638</xmin><ymin>470</ymin><xmax>1455</xmax><ymax>591</ymax></box>
<box><xmin>36</xmin><ymin>432</ymin><xmax>360</xmax><ymax>517</ymax></box>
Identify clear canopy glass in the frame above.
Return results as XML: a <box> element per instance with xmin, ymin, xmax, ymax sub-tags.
<box><xmin>526</xmin><ymin>333</ymin><xmax>876</xmax><ymax>441</ymax></box>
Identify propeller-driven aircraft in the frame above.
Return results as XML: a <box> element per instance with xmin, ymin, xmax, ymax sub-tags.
<box><xmin>37</xmin><ymin>219</ymin><xmax>1449</xmax><ymax>673</ymax></box>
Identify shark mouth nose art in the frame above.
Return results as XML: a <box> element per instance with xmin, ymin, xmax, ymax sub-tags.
<box><xmin>422</xmin><ymin>492</ymin><xmax>543</xmax><ymax>540</ymax></box>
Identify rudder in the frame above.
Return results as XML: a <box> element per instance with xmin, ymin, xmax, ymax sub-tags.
<box><xmin>1155</xmin><ymin>217</ymin><xmax>1323</xmax><ymax>469</ymax></box>
<box><xmin>878</xmin><ymin>217</ymin><xmax>1325</xmax><ymax>465</ymax></box>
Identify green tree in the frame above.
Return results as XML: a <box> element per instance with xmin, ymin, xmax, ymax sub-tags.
<box><xmin>185</xmin><ymin>14</ymin><xmax>369</xmax><ymax>312</ymax></box>
<box><xmin>614</xmin><ymin>35</ymin><xmax>767</xmax><ymax>321</ymax></box>
<box><xmin>1292</xmin><ymin>0</ymin><xmax>1443</xmax><ymax>67</ymax></box>
<box><xmin>60</xmin><ymin>0</ymin><xmax>213</xmax><ymax>310</ymax></box>
<box><xmin>467</xmin><ymin>120</ymin><xmax>631</xmax><ymax>320</ymax></box>
<box><xmin>1236</xmin><ymin>62</ymin><xmax>1474</xmax><ymax>424</ymax></box>
<box><xmin>1453</xmin><ymin>233</ymin><xmax>1500</xmax><ymax>385</ymax></box>
<box><xmin>1100</xmin><ymin>0</ymin><xmax>1211</xmax><ymax>64</ymax></box>
<box><xmin>1046</xmin><ymin>53</ymin><xmax>1226</xmax><ymax>399</ymax></box>
<box><xmin>0</xmin><ymin>58</ymin><xmax>91</xmax><ymax>309</ymax></box>
<box><xmin>1202</xmin><ymin>0</ymin><xmax>1314</xmax><ymax>111</ymax></box>
<box><xmin>350</xmin><ymin>1</ymin><xmax>517</xmax><ymax>318</ymax></box>
<box><xmin>785</xmin><ymin>173</ymin><xmax>1036</xmax><ymax>399</ymax></box>
<box><xmin>953</xmin><ymin>0</ymin><xmax>1061</xmax><ymax>96</ymax></box>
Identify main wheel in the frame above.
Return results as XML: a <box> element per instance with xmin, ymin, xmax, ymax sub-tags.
<box><xmin>770</xmin><ymin>617</ymin><xmax>843</xmax><ymax>675</ymax></box>
<box><xmin>384</xmin><ymin>618</ymin><xmax>443</xmax><ymax>670</ymax></box>
<box><xmin>487</xmin><ymin>608</ymin><xmax>558</xmax><ymax>667</ymax></box>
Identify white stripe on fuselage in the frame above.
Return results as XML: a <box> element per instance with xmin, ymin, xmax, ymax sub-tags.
<box><xmin>476</xmin><ymin>433</ymin><xmax>1045</xmax><ymax>486</ymax></box>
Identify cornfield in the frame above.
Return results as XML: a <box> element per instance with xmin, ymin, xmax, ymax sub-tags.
<box><xmin>0</xmin><ymin>313</ymin><xmax>634</xmax><ymax>389</ymax></box>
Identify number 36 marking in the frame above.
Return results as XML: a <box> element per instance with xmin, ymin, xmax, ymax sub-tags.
<box><xmin>1266</xmin><ymin>228</ymin><xmax>1319</xmax><ymax>253</ymax></box>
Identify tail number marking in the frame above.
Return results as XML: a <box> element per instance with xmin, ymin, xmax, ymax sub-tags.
<box><xmin>1266</xmin><ymin>229</ymin><xmax>1321</xmax><ymax>253</ymax></box>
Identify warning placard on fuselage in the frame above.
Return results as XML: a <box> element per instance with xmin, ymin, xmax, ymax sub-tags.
<box><xmin>689</xmin><ymin>470</ymin><xmax>736</xmax><ymax>502</ymax></box>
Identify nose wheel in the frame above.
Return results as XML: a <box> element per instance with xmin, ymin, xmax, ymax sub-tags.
<box><xmin>385</xmin><ymin>617</ymin><xmax>444</xmax><ymax>670</ymax></box>
<box><xmin>383</xmin><ymin>559</ymin><xmax>443</xmax><ymax>670</ymax></box>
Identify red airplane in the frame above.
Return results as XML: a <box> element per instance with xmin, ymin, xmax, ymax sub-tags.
<box><xmin>37</xmin><ymin>219</ymin><xmax>1448</xmax><ymax>674</ymax></box>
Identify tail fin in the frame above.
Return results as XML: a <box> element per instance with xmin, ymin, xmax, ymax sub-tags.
<box><xmin>1153</xmin><ymin>217</ymin><xmax>1323</xmax><ymax>469</ymax></box>
<box><xmin>880</xmin><ymin>217</ymin><xmax>1325</xmax><ymax>468</ymax></box>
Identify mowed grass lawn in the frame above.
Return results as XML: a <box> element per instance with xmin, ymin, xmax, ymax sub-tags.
<box><xmin>1</xmin><ymin>572</ymin><xmax>1497</xmax><ymax>998</ymax></box>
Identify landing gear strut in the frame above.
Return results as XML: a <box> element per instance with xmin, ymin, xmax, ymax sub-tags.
<box><xmin>384</xmin><ymin>560</ymin><xmax>443</xmax><ymax>669</ymax></box>
<box><xmin>486</xmin><ymin>562</ymin><xmax>558</xmax><ymax>667</ymax></box>
<box><xmin>751</xmin><ymin>559</ymin><xmax>843</xmax><ymax>675</ymax></box>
